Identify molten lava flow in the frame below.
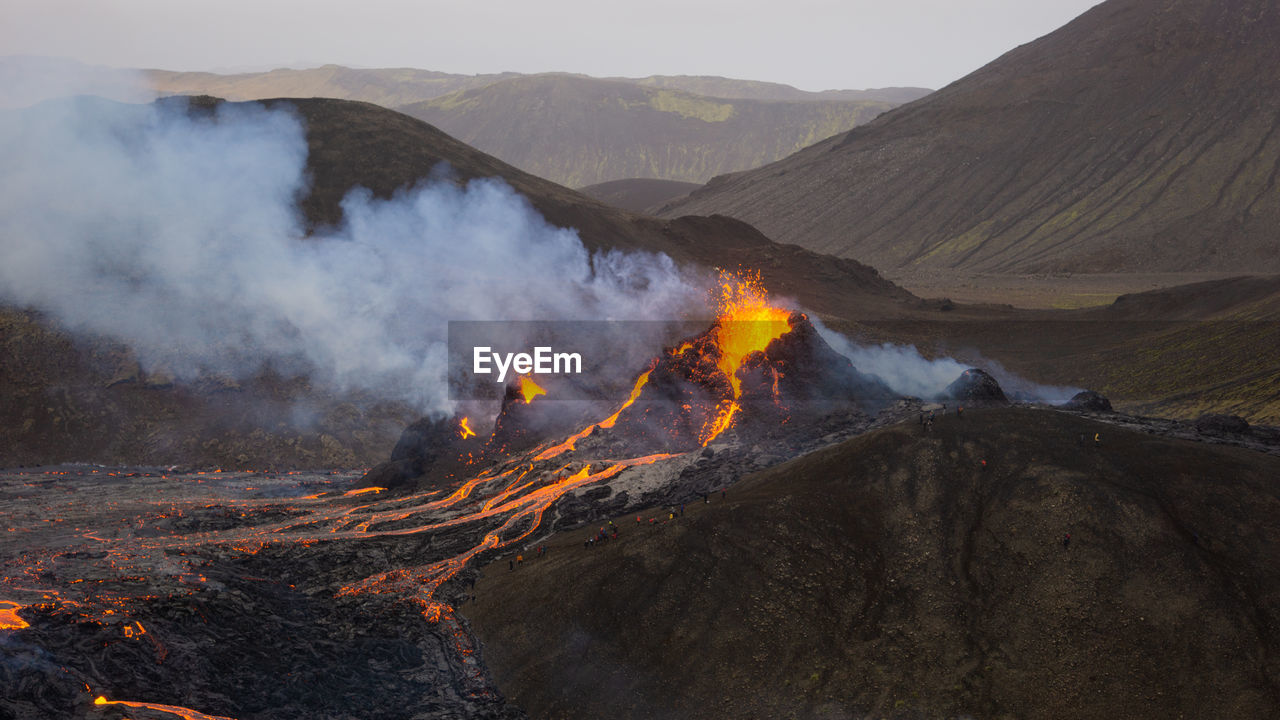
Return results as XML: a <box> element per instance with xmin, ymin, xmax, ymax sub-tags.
<box><xmin>458</xmin><ymin>416</ymin><xmax>476</xmax><ymax>439</ymax></box>
<box><xmin>598</xmin><ymin>369</ymin><xmax>653</xmax><ymax>430</ymax></box>
<box><xmin>340</xmin><ymin>486</ymin><xmax>385</xmax><ymax>498</ymax></box>
<box><xmin>94</xmin><ymin>695</ymin><xmax>237</xmax><ymax>720</ymax></box>
<box><xmin>337</xmin><ymin>454</ymin><xmax>672</xmax><ymax>616</ymax></box>
<box><xmin>700</xmin><ymin>401</ymin><xmax>740</xmax><ymax>446</ymax></box>
<box><xmin>0</xmin><ymin>601</ymin><xmax>29</xmax><ymax>630</ymax></box>
<box><xmin>531</xmin><ymin>366</ymin><xmax>653</xmax><ymax>462</ymax></box>
<box><xmin>518</xmin><ymin>375</ymin><xmax>546</xmax><ymax>404</ymax></box>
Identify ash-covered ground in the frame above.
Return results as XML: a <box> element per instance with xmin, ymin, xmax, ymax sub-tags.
<box><xmin>3</xmin><ymin>394</ymin><xmax>1278</xmax><ymax>720</ymax></box>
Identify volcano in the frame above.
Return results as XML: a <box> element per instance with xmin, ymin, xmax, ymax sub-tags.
<box><xmin>943</xmin><ymin>367</ymin><xmax>1009</xmax><ymax>407</ymax></box>
<box><xmin>368</xmin><ymin>274</ymin><xmax>898</xmax><ymax>491</ymax></box>
<box><xmin>4</xmin><ymin>270</ymin><xmax>1279</xmax><ymax>719</ymax></box>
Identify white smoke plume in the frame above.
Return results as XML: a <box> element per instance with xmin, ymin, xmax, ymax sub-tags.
<box><xmin>0</xmin><ymin>92</ymin><xmax>708</xmax><ymax>415</ymax></box>
<box><xmin>0</xmin><ymin>56</ymin><xmax>155</xmax><ymax>110</ymax></box>
<box><xmin>812</xmin><ymin>319</ymin><xmax>1080</xmax><ymax>405</ymax></box>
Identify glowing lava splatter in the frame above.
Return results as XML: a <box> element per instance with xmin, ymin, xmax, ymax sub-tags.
<box><xmin>696</xmin><ymin>271</ymin><xmax>794</xmax><ymax>445</ymax></box>
<box><xmin>458</xmin><ymin>416</ymin><xmax>476</xmax><ymax>439</ymax></box>
<box><xmin>518</xmin><ymin>375</ymin><xmax>546</xmax><ymax>404</ymax></box>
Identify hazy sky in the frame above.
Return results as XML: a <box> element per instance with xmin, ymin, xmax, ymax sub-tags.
<box><xmin>4</xmin><ymin>0</ymin><xmax>1102</xmax><ymax>90</ymax></box>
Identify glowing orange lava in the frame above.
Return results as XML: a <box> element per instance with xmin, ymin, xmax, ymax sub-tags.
<box><xmin>713</xmin><ymin>271</ymin><xmax>793</xmax><ymax>397</ymax></box>
<box><xmin>700</xmin><ymin>401</ymin><xmax>740</xmax><ymax>446</ymax></box>
<box><xmin>0</xmin><ymin>601</ymin><xmax>28</xmax><ymax>630</ymax></box>
<box><xmin>94</xmin><ymin>695</ymin><xmax>237</xmax><ymax>720</ymax></box>
<box><xmin>341</xmin><ymin>486</ymin><xmax>385</xmax><ymax>498</ymax></box>
<box><xmin>518</xmin><ymin>375</ymin><xmax>546</xmax><ymax>404</ymax></box>
<box><xmin>688</xmin><ymin>271</ymin><xmax>793</xmax><ymax>446</ymax></box>
<box><xmin>530</xmin><ymin>367</ymin><xmax>653</xmax><ymax>462</ymax></box>
<box><xmin>598</xmin><ymin>368</ymin><xmax>653</xmax><ymax>430</ymax></box>
<box><xmin>458</xmin><ymin>416</ymin><xmax>476</xmax><ymax>439</ymax></box>
<box><xmin>337</xmin><ymin>454</ymin><xmax>673</xmax><ymax>613</ymax></box>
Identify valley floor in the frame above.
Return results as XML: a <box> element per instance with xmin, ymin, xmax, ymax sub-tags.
<box><xmin>889</xmin><ymin>271</ymin><xmax>1250</xmax><ymax>309</ymax></box>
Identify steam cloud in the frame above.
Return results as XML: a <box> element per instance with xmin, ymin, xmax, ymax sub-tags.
<box><xmin>0</xmin><ymin>92</ymin><xmax>707</xmax><ymax>415</ymax></box>
<box><xmin>813</xmin><ymin>319</ymin><xmax>1080</xmax><ymax>405</ymax></box>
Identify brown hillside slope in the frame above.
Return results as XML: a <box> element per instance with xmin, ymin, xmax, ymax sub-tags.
<box><xmin>469</xmin><ymin>408</ymin><xmax>1280</xmax><ymax>720</ymax></box>
<box><xmin>398</xmin><ymin>75</ymin><xmax>896</xmax><ymax>187</ymax></box>
<box><xmin>578</xmin><ymin>178</ymin><xmax>702</xmax><ymax>213</ymax></box>
<box><xmin>658</xmin><ymin>0</ymin><xmax>1280</xmax><ymax>274</ymax></box>
<box><xmin>260</xmin><ymin>97</ymin><xmax>914</xmax><ymax>319</ymax></box>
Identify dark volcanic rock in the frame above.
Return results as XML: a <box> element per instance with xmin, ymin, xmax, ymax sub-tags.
<box><xmin>0</xmin><ymin>524</ymin><xmax>528</xmax><ymax>720</ymax></box>
<box><xmin>1195</xmin><ymin>413</ymin><xmax>1250</xmax><ymax>435</ymax></box>
<box><xmin>942</xmin><ymin>368</ymin><xmax>1008</xmax><ymax>407</ymax></box>
<box><xmin>364</xmin><ymin>415</ymin><xmax>478</xmax><ymax>490</ymax></box>
<box><xmin>488</xmin><ymin>381</ymin><xmax>596</xmax><ymax>455</ymax></box>
<box><xmin>1064</xmin><ymin>389</ymin><xmax>1113</xmax><ymax>412</ymax></box>
<box><xmin>738</xmin><ymin>312</ymin><xmax>897</xmax><ymax>423</ymax></box>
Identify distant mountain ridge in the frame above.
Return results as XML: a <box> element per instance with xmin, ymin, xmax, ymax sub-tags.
<box><xmin>398</xmin><ymin>74</ymin><xmax>900</xmax><ymax>186</ymax></box>
<box><xmin>146</xmin><ymin>64</ymin><xmax>520</xmax><ymax>108</ymax></box>
<box><xmin>141</xmin><ymin>64</ymin><xmax>927</xmax><ymax>108</ymax></box>
<box><xmin>2</xmin><ymin>57</ymin><xmax>928</xmax><ymax>110</ymax></box>
<box><xmin>607</xmin><ymin>75</ymin><xmax>930</xmax><ymax>103</ymax></box>
<box><xmin>657</xmin><ymin>0</ymin><xmax>1280</xmax><ymax>274</ymax></box>
<box><xmin>4</xmin><ymin>57</ymin><xmax>928</xmax><ymax>189</ymax></box>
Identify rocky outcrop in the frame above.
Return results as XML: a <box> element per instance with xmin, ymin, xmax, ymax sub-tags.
<box><xmin>942</xmin><ymin>368</ymin><xmax>1009</xmax><ymax>407</ymax></box>
<box><xmin>1064</xmin><ymin>390</ymin><xmax>1113</xmax><ymax>412</ymax></box>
